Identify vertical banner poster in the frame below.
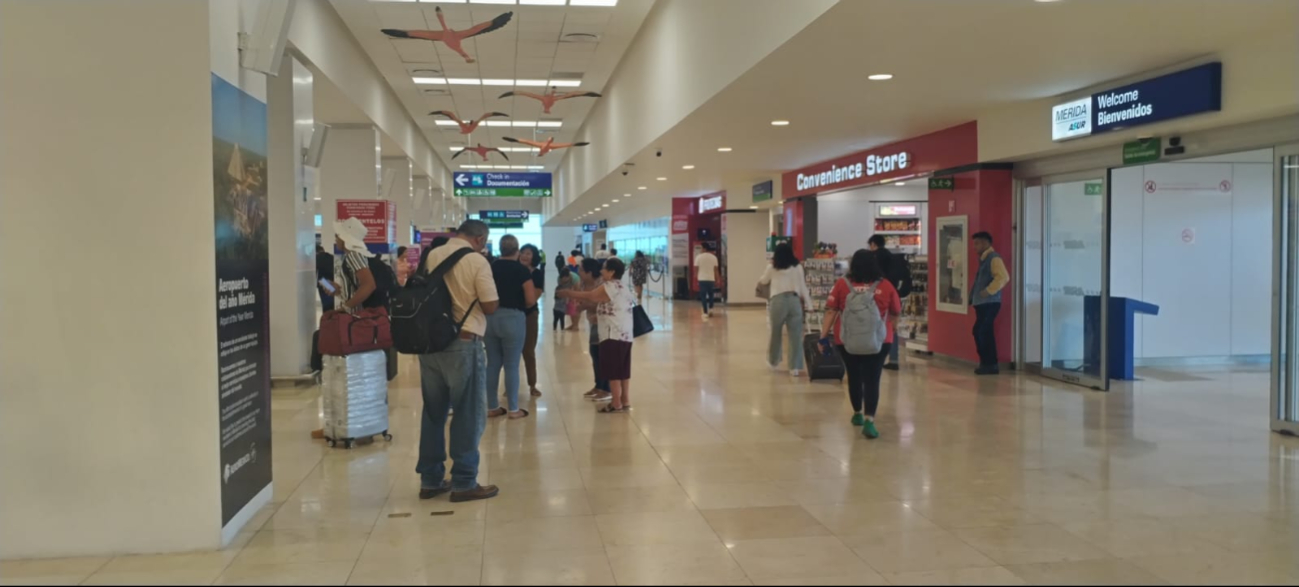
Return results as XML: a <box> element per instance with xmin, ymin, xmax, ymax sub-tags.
<box><xmin>211</xmin><ymin>73</ymin><xmax>273</xmax><ymax>528</ymax></box>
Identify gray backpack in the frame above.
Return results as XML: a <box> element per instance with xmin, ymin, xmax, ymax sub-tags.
<box><xmin>839</xmin><ymin>279</ymin><xmax>887</xmax><ymax>355</ymax></box>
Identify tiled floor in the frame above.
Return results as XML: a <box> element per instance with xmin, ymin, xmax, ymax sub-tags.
<box><xmin>6</xmin><ymin>300</ymin><xmax>1299</xmax><ymax>585</ymax></box>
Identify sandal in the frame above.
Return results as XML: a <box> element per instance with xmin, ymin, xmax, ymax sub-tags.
<box><xmin>597</xmin><ymin>405</ymin><xmax>627</xmax><ymax>414</ymax></box>
<box><xmin>590</xmin><ymin>393</ymin><xmax>612</xmax><ymax>402</ymax></box>
<box><xmin>530</xmin><ymin>388</ymin><xmax>543</xmax><ymax>398</ymax></box>
<box><xmin>487</xmin><ymin>407</ymin><xmax>507</xmax><ymax>418</ymax></box>
<box><xmin>508</xmin><ymin>408</ymin><xmax>530</xmax><ymax>420</ymax></box>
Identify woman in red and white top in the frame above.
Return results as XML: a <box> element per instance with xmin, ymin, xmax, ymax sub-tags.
<box><xmin>818</xmin><ymin>250</ymin><xmax>901</xmax><ymax>439</ymax></box>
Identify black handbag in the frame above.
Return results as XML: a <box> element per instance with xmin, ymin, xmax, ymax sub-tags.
<box><xmin>632</xmin><ymin>305</ymin><xmax>654</xmax><ymax>338</ymax></box>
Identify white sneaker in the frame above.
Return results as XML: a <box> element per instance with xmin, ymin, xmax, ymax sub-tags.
<box><xmin>702</xmin><ymin>313</ymin><xmax>710</xmax><ymax>321</ymax></box>
<box><xmin>768</xmin><ymin>362</ymin><xmax>782</xmax><ymax>371</ymax></box>
<box><xmin>790</xmin><ymin>369</ymin><xmax>803</xmax><ymax>377</ymax></box>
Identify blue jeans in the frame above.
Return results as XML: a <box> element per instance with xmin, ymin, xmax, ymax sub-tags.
<box><xmin>590</xmin><ymin>343</ymin><xmax>610</xmax><ymax>392</ymax></box>
<box><xmin>416</xmin><ymin>338</ymin><xmax>487</xmax><ymax>492</ymax></box>
<box><xmin>699</xmin><ymin>280</ymin><xmax>716</xmax><ymax>314</ymax></box>
<box><xmin>485</xmin><ymin>309</ymin><xmax>527</xmax><ymax>412</ymax></box>
<box><xmin>768</xmin><ymin>293</ymin><xmax>804</xmax><ymax>370</ymax></box>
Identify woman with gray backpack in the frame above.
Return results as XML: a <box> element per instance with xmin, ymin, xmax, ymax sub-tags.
<box><xmin>817</xmin><ymin>250</ymin><xmax>901</xmax><ymax>439</ymax></box>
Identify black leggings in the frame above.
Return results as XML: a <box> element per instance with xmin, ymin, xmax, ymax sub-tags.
<box><xmin>553</xmin><ymin>309</ymin><xmax>567</xmax><ymax>330</ymax></box>
<box><xmin>837</xmin><ymin>343</ymin><xmax>891</xmax><ymax>416</ymax></box>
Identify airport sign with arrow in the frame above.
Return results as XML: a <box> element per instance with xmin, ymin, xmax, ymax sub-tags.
<box><xmin>453</xmin><ymin>172</ymin><xmax>553</xmax><ymax>198</ymax></box>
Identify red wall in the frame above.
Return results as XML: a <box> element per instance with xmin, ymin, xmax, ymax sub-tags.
<box><xmin>926</xmin><ymin>169</ymin><xmax>1014</xmax><ymax>364</ymax></box>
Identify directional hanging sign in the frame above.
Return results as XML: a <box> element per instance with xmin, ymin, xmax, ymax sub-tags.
<box><xmin>479</xmin><ymin>210</ymin><xmax>530</xmax><ymax>220</ymax></box>
<box><xmin>453</xmin><ymin>172</ymin><xmax>553</xmax><ymax>197</ymax></box>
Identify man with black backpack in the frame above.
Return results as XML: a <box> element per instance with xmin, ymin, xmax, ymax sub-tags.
<box><xmin>869</xmin><ymin>235</ymin><xmax>912</xmax><ymax>371</ymax></box>
<box><xmin>410</xmin><ymin>220</ymin><xmax>501</xmax><ymax>503</ymax></box>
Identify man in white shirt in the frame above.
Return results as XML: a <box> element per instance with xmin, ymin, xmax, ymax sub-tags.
<box><xmin>694</xmin><ymin>244</ymin><xmax>721</xmax><ymax>319</ymax></box>
<box><xmin>594</xmin><ymin>243</ymin><xmax>610</xmax><ymax>260</ymax></box>
<box><xmin>417</xmin><ymin>220</ymin><xmax>500</xmax><ymax>503</ymax></box>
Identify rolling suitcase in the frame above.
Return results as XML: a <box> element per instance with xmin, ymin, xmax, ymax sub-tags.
<box><xmin>804</xmin><ymin>332</ymin><xmax>845</xmax><ymax>381</ymax></box>
<box><xmin>321</xmin><ymin>350</ymin><xmax>392</xmax><ymax>448</ymax></box>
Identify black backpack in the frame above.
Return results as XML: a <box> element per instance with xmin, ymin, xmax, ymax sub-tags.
<box><xmin>391</xmin><ymin>249</ymin><xmax>477</xmax><ymax>354</ymax></box>
<box><xmin>341</xmin><ymin>256</ymin><xmax>398</xmax><ymax>309</ymax></box>
<box><xmin>893</xmin><ymin>255</ymin><xmax>914</xmax><ymax>298</ymax></box>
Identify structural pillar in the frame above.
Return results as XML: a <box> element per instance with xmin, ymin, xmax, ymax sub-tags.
<box><xmin>319</xmin><ymin>125</ymin><xmax>380</xmax><ymax>248</ymax></box>
<box><xmin>266</xmin><ymin>55</ymin><xmax>317</xmax><ymax>377</ymax></box>
<box><xmin>382</xmin><ymin>157</ymin><xmax>414</xmax><ymax>246</ymax></box>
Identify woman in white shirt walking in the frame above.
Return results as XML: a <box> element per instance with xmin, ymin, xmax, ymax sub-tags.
<box><xmin>757</xmin><ymin>242</ymin><xmax>812</xmax><ymax>376</ymax></box>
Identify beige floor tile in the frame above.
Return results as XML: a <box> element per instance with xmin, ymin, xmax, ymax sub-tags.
<box><xmin>0</xmin><ymin>557</ymin><xmax>109</xmax><ymax>580</ymax></box>
<box><xmin>668</xmin><ymin>464</ymin><xmax>782</xmax><ymax>485</ymax></box>
<box><xmin>0</xmin><ymin>576</ymin><xmax>91</xmax><ymax>586</ymax></box>
<box><xmin>1166</xmin><ymin>513</ymin><xmax>1299</xmax><ymax>553</ymax></box>
<box><xmin>479</xmin><ymin>549</ymin><xmax>615</xmax><ymax>585</ymax></box>
<box><xmin>1127</xmin><ymin>550</ymin><xmax>1299</xmax><ymax>585</ymax></box>
<box><xmin>725</xmin><ymin>536</ymin><xmax>878</xmax><ymax>581</ymax></box>
<box><xmin>579</xmin><ymin>464</ymin><xmax>681</xmax><ymax>489</ymax></box>
<box><xmin>953</xmin><ymin>524</ymin><xmax>1112</xmax><ymax>566</ymax></box>
<box><xmin>80</xmin><ymin>568</ymin><xmax>221</xmax><ymax>586</ymax></box>
<box><xmin>586</xmin><ymin>484</ymin><xmax>699</xmax><ymax>515</ymax></box>
<box><xmin>842</xmin><ymin>529</ymin><xmax>998</xmax><ymax>574</ymax></box>
<box><xmin>360</xmin><ymin>518</ymin><xmax>486</xmax><ymax>558</ymax></box>
<box><xmin>483</xmin><ymin>515</ymin><xmax>604</xmax><ymax>555</ymax></box>
<box><xmin>883</xmin><ymin>566</ymin><xmax>1028</xmax><ymax>586</ymax></box>
<box><xmin>487</xmin><ymin>467</ymin><xmax>586</xmax><ymax>491</ymax></box>
<box><xmin>99</xmin><ymin>551</ymin><xmax>239</xmax><ymax>573</ymax></box>
<box><xmin>382</xmin><ymin>493</ymin><xmax>490</xmax><ymax>521</ymax></box>
<box><xmin>701</xmin><ymin>506</ymin><xmax>832</xmax><ymax>542</ymax></box>
<box><xmin>750</xmin><ymin>577</ymin><xmax>879</xmax><ymax>586</ymax></box>
<box><xmin>1059</xmin><ymin>518</ymin><xmax>1229</xmax><ymax>558</ymax></box>
<box><xmin>214</xmin><ymin>562</ymin><xmax>357</xmax><ymax>585</ymax></box>
<box><xmin>906</xmin><ymin>496</ymin><xmax>1045</xmax><ymax>530</ymax></box>
<box><xmin>347</xmin><ymin>546</ymin><xmax>482</xmax><ymax>585</ymax></box>
<box><xmin>685</xmin><ymin>482</ymin><xmax>799</xmax><ymax>510</ymax></box>
<box><xmin>1006</xmin><ymin>559</ymin><xmax>1167</xmax><ymax>585</ymax></box>
<box><xmin>803</xmin><ymin>501</ymin><xmax>939</xmax><ymax>535</ymax></box>
<box><xmin>776</xmin><ymin>478</ymin><xmax>898</xmax><ymax>506</ymax></box>
<box><xmin>232</xmin><ymin>528</ymin><xmax>369</xmax><ymax>566</ymax></box>
<box><xmin>485</xmin><ymin>488</ymin><xmax>592</xmax><ymax>521</ymax></box>
<box><xmin>595</xmin><ymin>510</ymin><xmax>721</xmax><ymax>546</ymax></box>
<box><xmin>605</xmin><ymin>542</ymin><xmax>749</xmax><ymax>585</ymax></box>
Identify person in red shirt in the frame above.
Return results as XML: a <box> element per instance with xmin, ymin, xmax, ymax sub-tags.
<box><xmin>818</xmin><ymin>250</ymin><xmax>901</xmax><ymax>439</ymax></box>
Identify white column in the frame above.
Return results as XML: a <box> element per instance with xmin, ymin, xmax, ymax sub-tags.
<box><xmin>319</xmin><ymin>126</ymin><xmax>381</xmax><ymax>246</ymax></box>
<box><xmin>383</xmin><ymin>157</ymin><xmax>414</xmax><ymax>246</ymax></box>
<box><xmin>267</xmin><ymin>56</ymin><xmax>318</xmax><ymax>377</ymax></box>
<box><xmin>1</xmin><ymin>0</ymin><xmax>226</xmax><ymax>557</ymax></box>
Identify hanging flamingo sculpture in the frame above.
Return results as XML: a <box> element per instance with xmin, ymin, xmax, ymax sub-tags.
<box><xmin>382</xmin><ymin>6</ymin><xmax>513</xmax><ymax>64</ymax></box>
<box><xmin>452</xmin><ymin>144</ymin><xmax>509</xmax><ymax>162</ymax></box>
<box><xmin>429</xmin><ymin>110</ymin><xmax>510</xmax><ymax>135</ymax></box>
<box><xmin>501</xmin><ymin>136</ymin><xmax>589</xmax><ymax>157</ymax></box>
<box><xmin>498</xmin><ymin>87</ymin><xmax>602</xmax><ymax>114</ymax></box>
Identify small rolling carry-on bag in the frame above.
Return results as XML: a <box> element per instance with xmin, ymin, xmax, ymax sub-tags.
<box><xmin>804</xmin><ymin>332</ymin><xmax>845</xmax><ymax>381</ymax></box>
<box><xmin>321</xmin><ymin>350</ymin><xmax>391</xmax><ymax>448</ymax></box>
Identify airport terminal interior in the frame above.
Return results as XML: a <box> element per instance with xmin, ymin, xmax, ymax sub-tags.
<box><xmin>2</xmin><ymin>0</ymin><xmax>1299</xmax><ymax>585</ymax></box>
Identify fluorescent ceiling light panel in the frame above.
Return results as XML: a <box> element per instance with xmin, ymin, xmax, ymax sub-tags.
<box><xmin>868</xmin><ymin>74</ymin><xmax>893</xmax><ymax>80</ymax></box>
<box><xmin>514</xmin><ymin>79</ymin><xmax>549</xmax><ymax>86</ymax></box>
<box><xmin>548</xmin><ymin>80</ymin><xmax>582</xmax><ymax>87</ymax></box>
<box><xmin>481</xmin><ymin>79</ymin><xmax>515</xmax><ymax>86</ymax></box>
<box><xmin>682</xmin><ymin>165</ymin><xmax>695</xmax><ymax>170</ymax></box>
<box><xmin>637</xmin><ymin>186</ymin><xmax>647</xmax><ymax>190</ymax></box>
<box><xmin>771</xmin><ymin>120</ymin><xmax>790</xmax><ymax>126</ymax></box>
<box><xmin>571</xmin><ymin>0</ymin><xmax>618</xmax><ymax>5</ymax></box>
<box><xmin>413</xmin><ymin>77</ymin><xmax>448</xmax><ymax>84</ymax></box>
<box><xmin>537</xmin><ymin>121</ymin><xmax>563</xmax><ymax>128</ymax></box>
<box><xmin>656</xmin><ymin>177</ymin><xmax>667</xmax><ymax>181</ymax></box>
<box><xmin>527</xmin><ymin>166</ymin><xmax>545</xmax><ymax>170</ymax></box>
<box><xmin>446</xmin><ymin>78</ymin><xmax>481</xmax><ymax>85</ymax></box>
<box><xmin>520</xmin><ymin>0</ymin><xmax>565</xmax><ymax>5</ymax></box>
<box><xmin>470</xmin><ymin>0</ymin><xmax>516</xmax><ymax>4</ymax></box>
<box><xmin>717</xmin><ymin>147</ymin><xmax>733</xmax><ymax>152</ymax></box>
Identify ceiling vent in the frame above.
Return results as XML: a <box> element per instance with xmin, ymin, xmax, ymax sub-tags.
<box><xmin>561</xmin><ymin>33</ymin><xmax>599</xmax><ymax>43</ymax></box>
<box><xmin>422</xmin><ymin>88</ymin><xmax>450</xmax><ymax>95</ymax></box>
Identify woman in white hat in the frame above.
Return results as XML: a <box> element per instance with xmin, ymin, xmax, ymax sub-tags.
<box><xmin>322</xmin><ymin>217</ymin><xmax>377</xmax><ymax>316</ymax></box>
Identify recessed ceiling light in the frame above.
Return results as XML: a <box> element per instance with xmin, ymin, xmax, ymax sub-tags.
<box><xmin>637</xmin><ymin>186</ymin><xmax>647</xmax><ymax>190</ymax></box>
<box><xmin>749</xmin><ymin>205</ymin><xmax>758</xmax><ymax>209</ymax></box>
<box><xmin>623</xmin><ymin>193</ymin><xmax>630</xmax><ymax>197</ymax></box>
<box><xmin>520</xmin><ymin>0</ymin><xmax>565</xmax><ymax>4</ymax></box>
<box><xmin>656</xmin><ymin>177</ymin><xmax>667</xmax><ymax>181</ymax></box>
<box><xmin>612</xmin><ymin>199</ymin><xmax>620</xmax><ymax>203</ymax></box>
<box><xmin>570</xmin><ymin>0</ymin><xmax>618</xmax><ymax>5</ymax></box>
<box><xmin>682</xmin><ymin>165</ymin><xmax>695</xmax><ymax>170</ymax></box>
<box><xmin>717</xmin><ymin>147</ymin><xmax>733</xmax><ymax>152</ymax></box>
<box><xmin>771</xmin><ymin>120</ymin><xmax>790</xmax><ymax>126</ymax></box>
<box><xmin>868</xmin><ymin>74</ymin><xmax>893</xmax><ymax>81</ymax></box>
<box><xmin>603</xmin><ymin>204</ymin><xmax>610</xmax><ymax>208</ymax></box>
<box><xmin>470</xmin><ymin>0</ymin><xmax>516</xmax><ymax>4</ymax></box>
<box><xmin>895</xmin><ymin>182</ymin><xmax>907</xmax><ymax>186</ymax></box>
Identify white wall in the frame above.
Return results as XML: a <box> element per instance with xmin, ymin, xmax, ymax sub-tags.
<box><xmin>724</xmin><ymin>212</ymin><xmax>769</xmax><ymax>305</ymax></box>
<box><xmin>0</xmin><ymin>0</ymin><xmax>224</xmax><ymax>557</ymax></box>
<box><xmin>319</xmin><ymin>127</ymin><xmax>381</xmax><ymax>248</ymax></box>
<box><xmin>1110</xmin><ymin>151</ymin><xmax>1273</xmax><ymax>360</ymax></box>
<box><xmin>816</xmin><ymin>183</ymin><xmax>929</xmax><ymax>254</ymax></box>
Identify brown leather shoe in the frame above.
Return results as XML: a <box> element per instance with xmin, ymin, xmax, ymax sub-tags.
<box><xmin>450</xmin><ymin>484</ymin><xmax>499</xmax><ymax>503</ymax></box>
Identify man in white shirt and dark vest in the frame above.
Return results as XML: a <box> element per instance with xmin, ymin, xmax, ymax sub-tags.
<box><xmin>969</xmin><ymin>231</ymin><xmax>1009</xmax><ymax>375</ymax></box>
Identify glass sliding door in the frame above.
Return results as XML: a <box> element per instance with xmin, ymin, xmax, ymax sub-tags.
<box><xmin>1020</xmin><ymin>182</ymin><xmax>1045</xmax><ymax>372</ymax></box>
<box><xmin>1274</xmin><ymin>146</ymin><xmax>1299</xmax><ymax>435</ymax></box>
<box><xmin>1040</xmin><ymin>172</ymin><xmax>1109</xmax><ymax>390</ymax></box>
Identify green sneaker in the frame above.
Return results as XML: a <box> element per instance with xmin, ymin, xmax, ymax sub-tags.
<box><xmin>862</xmin><ymin>421</ymin><xmax>880</xmax><ymax>439</ymax></box>
<box><xmin>851</xmin><ymin>413</ymin><xmax>865</xmax><ymax>426</ymax></box>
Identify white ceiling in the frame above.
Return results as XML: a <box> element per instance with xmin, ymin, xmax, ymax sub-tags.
<box><xmin>552</xmin><ymin>0</ymin><xmax>1299</xmax><ymax>226</ymax></box>
<box><xmin>328</xmin><ymin>0</ymin><xmax>654</xmax><ymax>172</ymax></box>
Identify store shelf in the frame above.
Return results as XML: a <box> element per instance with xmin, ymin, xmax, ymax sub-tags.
<box><xmin>873</xmin><ymin>230</ymin><xmax>922</xmax><ymax>235</ymax></box>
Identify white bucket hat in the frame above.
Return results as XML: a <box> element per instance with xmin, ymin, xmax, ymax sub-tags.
<box><xmin>334</xmin><ymin>217</ymin><xmax>375</xmax><ymax>257</ymax></box>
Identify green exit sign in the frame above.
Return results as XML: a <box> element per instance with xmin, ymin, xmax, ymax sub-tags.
<box><xmin>928</xmin><ymin>177</ymin><xmax>955</xmax><ymax>190</ymax></box>
<box><xmin>1122</xmin><ymin>138</ymin><xmax>1161</xmax><ymax>165</ymax></box>
<box><xmin>1084</xmin><ymin>182</ymin><xmax>1104</xmax><ymax>196</ymax></box>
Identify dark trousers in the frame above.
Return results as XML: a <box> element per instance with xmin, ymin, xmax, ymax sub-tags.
<box><xmin>553</xmin><ymin>309</ymin><xmax>567</xmax><ymax>330</ymax></box>
<box><xmin>699</xmin><ymin>280</ymin><xmax>716</xmax><ymax>314</ymax></box>
<box><xmin>973</xmin><ymin>302</ymin><xmax>1001</xmax><ymax>367</ymax></box>
<box><xmin>590</xmin><ymin>343</ymin><xmax>610</xmax><ymax>392</ymax></box>
<box><xmin>837</xmin><ymin>343</ymin><xmax>891</xmax><ymax>416</ymax></box>
<box><xmin>319</xmin><ymin>288</ymin><xmax>335</xmax><ymax>312</ymax></box>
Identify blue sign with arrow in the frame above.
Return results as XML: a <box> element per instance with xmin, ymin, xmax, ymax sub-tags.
<box><xmin>453</xmin><ymin>172</ymin><xmax>553</xmax><ymax>198</ymax></box>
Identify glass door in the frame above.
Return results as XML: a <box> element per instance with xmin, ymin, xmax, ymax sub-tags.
<box><xmin>1273</xmin><ymin>146</ymin><xmax>1299</xmax><ymax>435</ymax></box>
<box><xmin>1020</xmin><ymin>181</ymin><xmax>1045</xmax><ymax>373</ymax></box>
<box><xmin>1039</xmin><ymin>171</ymin><xmax>1109</xmax><ymax>390</ymax></box>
